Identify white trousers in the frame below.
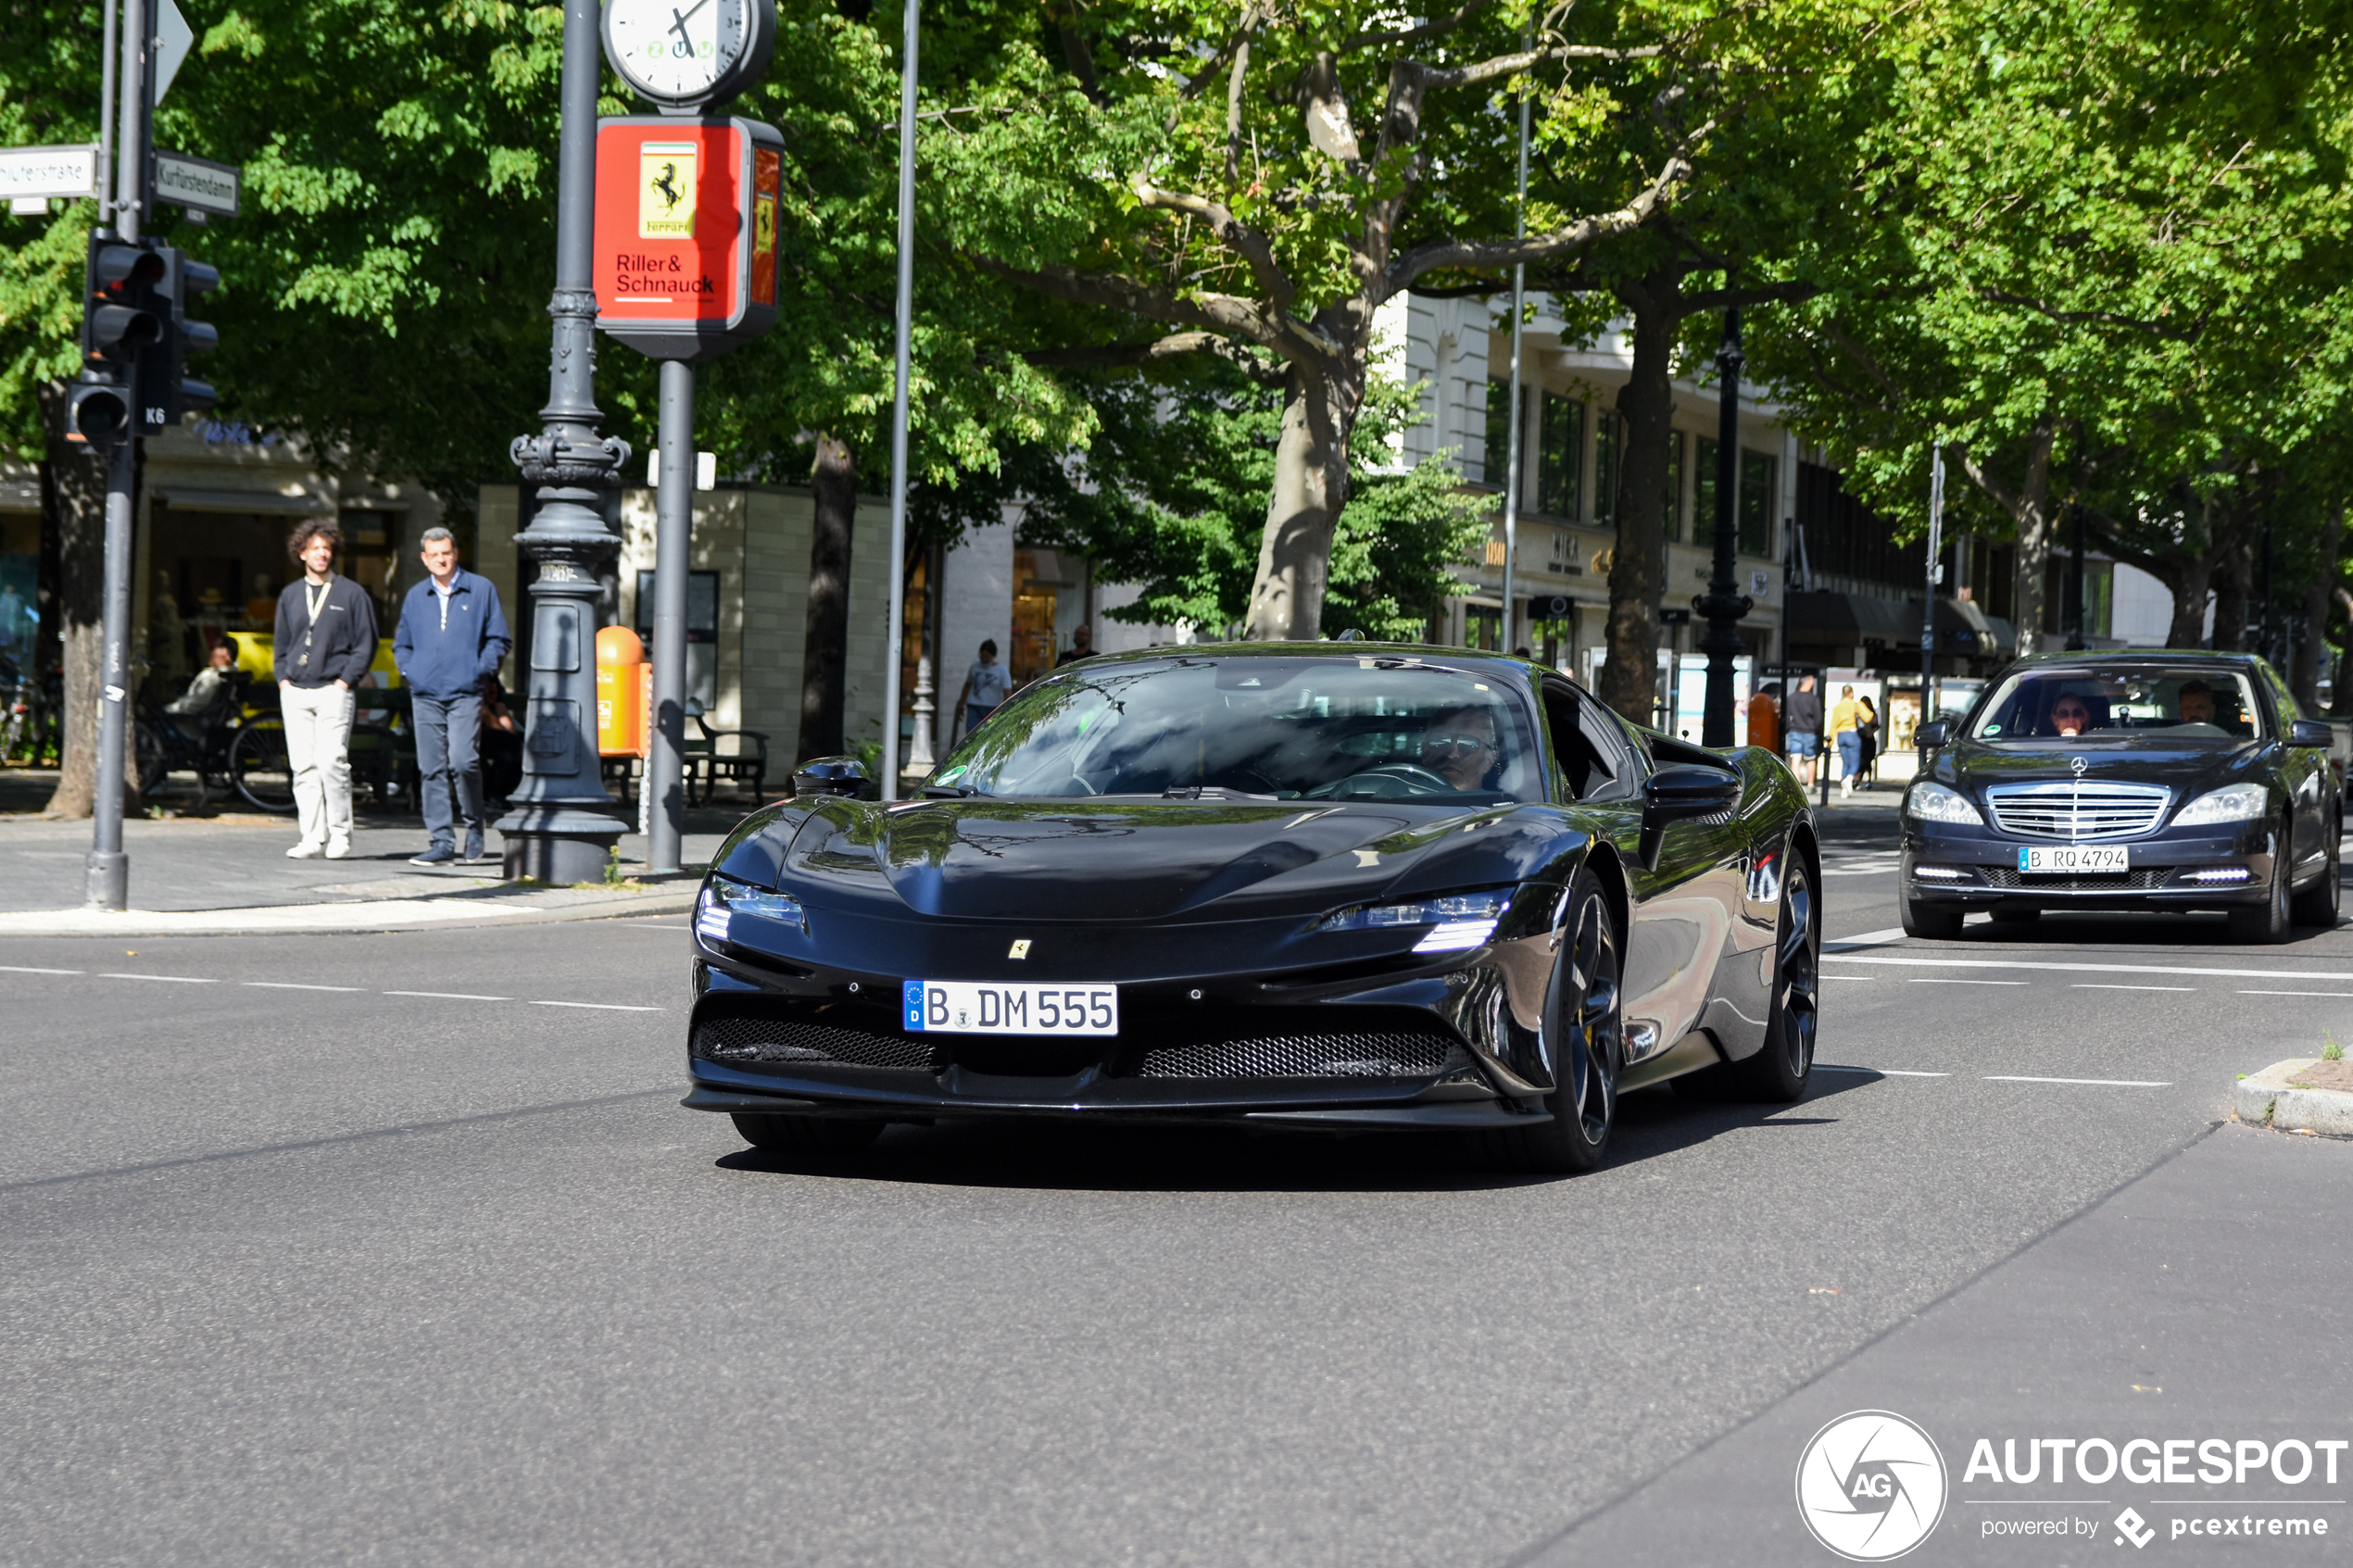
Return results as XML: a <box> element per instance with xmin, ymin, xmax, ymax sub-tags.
<box><xmin>281</xmin><ymin>682</ymin><xmax>356</xmax><ymax>850</ymax></box>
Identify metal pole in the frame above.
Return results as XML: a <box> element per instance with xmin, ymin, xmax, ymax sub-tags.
<box><xmin>499</xmin><ymin>0</ymin><xmax>630</xmax><ymax>884</ymax></box>
<box><xmin>86</xmin><ymin>0</ymin><xmax>145</xmax><ymax>910</ymax></box>
<box><xmin>879</xmin><ymin>0</ymin><xmax>918</xmax><ymax>802</ymax></box>
<box><xmin>647</xmin><ymin>359</ymin><xmax>693</xmax><ymax>871</ymax></box>
<box><xmin>1499</xmin><ymin>43</ymin><xmax>1529</xmax><ymax>656</ymax></box>
<box><xmin>1695</xmin><ymin>306</ymin><xmax>1750</xmax><ymax>747</ymax></box>
<box><xmin>1922</xmin><ymin>443</ymin><xmax>1944</xmax><ymax>736</ymax></box>
<box><xmin>98</xmin><ymin>0</ymin><xmax>117</xmax><ymax>217</ymax></box>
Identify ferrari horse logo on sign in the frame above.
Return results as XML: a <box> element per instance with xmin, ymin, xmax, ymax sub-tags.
<box><xmin>1007</xmin><ymin>939</ymin><xmax>1032</xmax><ymax>960</ymax></box>
<box><xmin>639</xmin><ymin>143</ymin><xmax>697</xmax><ymax>237</ymax></box>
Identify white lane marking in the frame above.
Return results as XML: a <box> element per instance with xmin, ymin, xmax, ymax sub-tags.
<box><xmin>2072</xmin><ymin>983</ymin><xmax>2197</xmax><ymax>992</ymax></box>
<box><xmin>0</xmin><ymin>965</ymin><xmax>82</xmax><ymax>975</ymax></box>
<box><xmin>1821</xmin><ymin>954</ymin><xmax>2353</xmax><ymax>983</ymax></box>
<box><xmin>1824</xmin><ymin>974</ymin><xmax>1881</xmax><ymax>981</ymax></box>
<box><xmin>97</xmin><ymin>972</ymin><xmax>215</xmax><ymax>984</ymax></box>
<box><xmin>623</xmin><ymin>923</ymin><xmax>691</xmax><ymax>931</ymax></box>
<box><xmin>245</xmin><ymin>982</ymin><xmax>366</xmax><ymax>992</ymax></box>
<box><xmin>1909</xmin><ymin>977</ymin><xmax>2026</xmax><ymax>985</ymax></box>
<box><xmin>530</xmin><ymin>1000</ymin><xmax>664</xmax><ymax>1012</ymax></box>
<box><xmin>1984</xmin><ymin>1074</ymin><xmax>2172</xmax><ymax>1087</ymax></box>
<box><xmin>384</xmin><ymin>990</ymin><xmax>510</xmax><ymax>1002</ymax></box>
<box><xmin>1820</xmin><ymin>868</ymin><xmax>1895</xmax><ymax>877</ymax></box>
<box><xmin>1817</xmin><ymin>1065</ymin><xmax>1951</xmax><ymax>1076</ymax></box>
<box><xmin>2238</xmin><ymin>989</ymin><xmax>2353</xmax><ymax>997</ymax></box>
<box><xmin>1824</xmin><ymin>928</ymin><xmax>1907</xmax><ymax>950</ymax></box>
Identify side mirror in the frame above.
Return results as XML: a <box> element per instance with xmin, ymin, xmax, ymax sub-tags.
<box><xmin>1639</xmin><ymin>763</ymin><xmax>1743</xmax><ymax>870</ymax></box>
<box><xmin>2287</xmin><ymin>719</ymin><xmax>2333</xmax><ymax>748</ymax></box>
<box><xmin>790</xmin><ymin>756</ymin><xmax>876</xmax><ymax>800</ymax></box>
<box><xmin>1915</xmin><ymin>720</ymin><xmax>1954</xmax><ymax>748</ymax></box>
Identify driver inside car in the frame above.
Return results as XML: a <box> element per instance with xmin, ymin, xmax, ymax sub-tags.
<box><xmin>1419</xmin><ymin>705</ymin><xmax>1501</xmax><ymax>790</ymax></box>
<box><xmin>2047</xmin><ymin>694</ymin><xmax>2095</xmax><ymax>737</ymax></box>
<box><xmin>2176</xmin><ymin>680</ymin><xmax>2218</xmax><ymax>726</ymax></box>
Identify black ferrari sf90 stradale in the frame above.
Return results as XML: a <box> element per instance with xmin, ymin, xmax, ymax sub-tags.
<box><xmin>685</xmin><ymin>645</ymin><xmax>1820</xmax><ymax>1173</ymax></box>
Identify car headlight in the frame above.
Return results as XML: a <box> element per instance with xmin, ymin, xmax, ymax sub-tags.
<box><xmin>1317</xmin><ymin>891</ymin><xmax>1509</xmax><ymax>953</ymax></box>
<box><xmin>695</xmin><ymin>877</ymin><xmax>808</xmax><ymax>945</ymax></box>
<box><xmin>2172</xmin><ymin>783</ymin><xmax>2268</xmax><ymax>826</ymax></box>
<box><xmin>1905</xmin><ymin>782</ymin><xmax>1983</xmax><ymax>825</ymax></box>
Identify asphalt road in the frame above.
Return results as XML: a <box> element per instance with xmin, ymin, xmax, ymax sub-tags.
<box><xmin>4</xmin><ymin>806</ymin><xmax>2349</xmax><ymax>1567</ymax></box>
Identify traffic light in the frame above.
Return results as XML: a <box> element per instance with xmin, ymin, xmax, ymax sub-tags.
<box><xmin>69</xmin><ymin>232</ymin><xmax>165</xmax><ymax>445</ymax></box>
<box><xmin>143</xmin><ymin>247</ymin><xmax>220</xmax><ymax>433</ymax></box>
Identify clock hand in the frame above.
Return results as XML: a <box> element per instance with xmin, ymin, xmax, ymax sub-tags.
<box><xmin>666</xmin><ymin>0</ymin><xmax>713</xmax><ymax>46</ymax></box>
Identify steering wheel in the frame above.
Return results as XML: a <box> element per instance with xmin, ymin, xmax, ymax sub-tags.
<box><xmin>1319</xmin><ymin>762</ymin><xmax>1455</xmax><ymax>798</ymax></box>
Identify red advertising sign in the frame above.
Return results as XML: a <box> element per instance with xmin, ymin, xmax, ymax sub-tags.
<box><xmin>593</xmin><ymin>117</ymin><xmax>782</xmax><ymax>362</ymax></box>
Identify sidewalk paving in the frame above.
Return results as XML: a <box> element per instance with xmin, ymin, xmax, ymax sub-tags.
<box><xmin>0</xmin><ymin>768</ymin><xmax>760</xmax><ymax>935</ymax></box>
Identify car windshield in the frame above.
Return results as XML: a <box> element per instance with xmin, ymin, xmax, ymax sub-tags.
<box><xmin>1966</xmin><ymin>668</ymin><xmax>2266</xmax><ymax>744</ymax></box>
<box><xmin>928</xmin><ymin>657</ymin><xmax>1542</xmax><ymax>802</ymax></box>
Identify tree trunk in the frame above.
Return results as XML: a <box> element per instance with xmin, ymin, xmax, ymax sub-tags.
<box><xmin>798</xmin><ymin>433</ymin><xmax>856</xmax><ymax>763</ymax></box>
<box><xmin>2005</xmin><ymin>421</ymin><xmax>2057</xmax><ymax>659</ymax></box>
<box><xmin>38</xmin><ymin>382</ymin><xmax>114</xmax><ymax>819</ymax></box>
<box><xmin>2210</xmin><ymin>518</ymin><xmax>2249</xmax><ymax>654</ymax></box>
<box><xmin>2294</xmin><ymin>506</ymin><xmax>2342</xmax><ymax>710</ymax></box>
<box><xmin>2165</xmin><ymin>553</ymin><xmax>2212</xmax><ymax>648</ymax></box>
<box><xmin>1600</xmin><ymin>273</ymin><xmax>1680</xmax><ymax>721</ymax></box>
<box><xmin>1244</xmin><ymin>361</ymin><xmax>1354</xmax><ymax>641</ymax></box>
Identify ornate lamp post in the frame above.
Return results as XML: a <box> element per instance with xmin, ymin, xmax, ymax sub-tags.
<box><xmin>1695</xmin><ymin>307</ymin><xmax>1754</xmax><ymax>746</ymax></box>
<box><xmin>498</xmin><ymin>0</ymin><xmax>632</xmax><ymax>884</ymax></box>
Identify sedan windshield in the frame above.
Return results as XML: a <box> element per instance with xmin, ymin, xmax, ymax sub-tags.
<box><xmin>928</xmin><ymin>658</ymin><xmax>1542</xmax><ymax>802</ymax></box>
<box><xmin>1967</xmin><ymin>668</ymin><xmax>2267</xmax><ymax>744</ymax></box>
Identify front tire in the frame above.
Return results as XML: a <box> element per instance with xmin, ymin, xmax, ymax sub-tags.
<box><xmin>1484</xmin><ymin>870</ymin><xmax>1621</xmax><ymax>1175</ymax></box>
<box><xmin>730</xmin><ymin>1113</ymin><xmax>885</xmax><ymax>1152</ymax></box>
<box><xmin>2231</xmin><ymin>825</ymin><xmax>2294</xmax><ymax>944</ymax></box>
<box><xmin>1901</xmin><ymin>893</ymin><xmax>1964</xmax><ymax>940</ymax></box>
<box><xmin>2292</xmin><ymin>817</ymin><xmax>2341</xmax><ymax>927</ymax></box>
<box><xmin>1721</xmin><ymin>855</ymin><xmax>1819</xmax><ymax>1102</ymax></box>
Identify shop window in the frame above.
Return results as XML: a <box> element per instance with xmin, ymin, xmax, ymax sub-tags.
<box><xmin>1011</xmin><ymin>550</ymin><xmax>1061</xmax><ymax>685</ymax></box>
<box><xmin>635</xmin><ymin>568</ymin><xmax>720</xmax><ymax>712</ymax></box>
<box><xmin>1537</xmin><ymin>394</ymin><xmax>1581</xmax><ymax>518</ymax></box>
<box><xmin>1592</xmin><ymin>408</ymin><xmax>1622</xmax><ymax>528</ymax></box>
<box><xmin>1464</xmin><ymin>604</ymin><xmax>1504</xmax><ymax>651</ymax></box>
<box><xmin>1739</xmin><ymin>450</ymin><xmax>1777</xmax><ymax>558</ymax></box>
<box><xmin>1483</xmin><ymin>380</ymin><xmax>1523</xmax><ymax>489</ymax></box>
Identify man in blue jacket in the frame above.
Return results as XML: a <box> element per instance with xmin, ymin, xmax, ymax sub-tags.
<box><xmin>392</xmin><ymin>527</ymin><xmax>511</xmax><ymax>865</ymax></box>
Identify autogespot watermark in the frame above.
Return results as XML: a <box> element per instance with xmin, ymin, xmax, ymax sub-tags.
<box><xmin>1796</xmin><ymin>1414</ymin><xmax>2348</xmax><ymax>1556</ymax></box>
<box><xmin>1796</xmin><ymin>1411</ymin><xmax>1951</xmax><ymax>1561</ymax></box>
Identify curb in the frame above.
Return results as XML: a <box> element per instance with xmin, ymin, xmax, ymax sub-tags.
<box><xmin>0</xmin><ymin>887</ymin><xmax>697</xmax><ymax>939</ymax></box>
<box><xmin>2234</xmin><ymin>1058</ymin><xmax>2353</xmax><ymax>1136</ymax></box>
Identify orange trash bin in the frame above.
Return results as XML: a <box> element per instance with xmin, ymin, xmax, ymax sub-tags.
<box><xmin>595</xmin><ymin>626</ymin><xmax>647</xmax><ymax>756</ymax></box>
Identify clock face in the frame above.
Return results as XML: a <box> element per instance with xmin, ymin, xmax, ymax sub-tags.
<box><xmin>606</xmin><ymin>0</ymin><xmax>749</xmax><ymax>105</ymax></box>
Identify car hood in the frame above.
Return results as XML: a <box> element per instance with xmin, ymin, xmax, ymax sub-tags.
<box><xmin>716</xmin><ymin>797</ymin><xmax>1586</xmax><ymax>923</ymax></box>
<box><xmin>1937</xmin><ymin>738</ymin><xmax>2272</xmax><ymax>799</ymax></box>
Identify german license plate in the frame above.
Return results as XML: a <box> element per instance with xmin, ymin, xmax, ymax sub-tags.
<box><xmin>901</xmin><ymin>980</ymin><xmax>1119</xmax><ymax>1035</ymax></box>
<box><xmin>2020</xmin><ymin>845</ymin><xmax>2129</xmax><ymax>873</ymax></box>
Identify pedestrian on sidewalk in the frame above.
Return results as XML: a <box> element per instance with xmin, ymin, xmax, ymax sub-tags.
<box><xmin>1856</xmin><ymin>695</ymin><xmax>1881</xmax><ymax>787</ymax></box>
<box><xmin>1783</xmin><ymin>675</ymin><xmax>1822</xmax><ymax>788</ymax></box>
<box><xmin>1750</xmin><ymin>682</ymin><xmax>1781</xmax><ymax>756</ymax></box>
<box><xmin>956</xmin><ymin>639</ymin><xmax>1011</xmax><ymax>738</ymax></box>
<box><xmin>392</xmin><ymin>527</ymin><xmax>511</xmax><ymax>866</ymax></box>
<box><xmin>274</xmin><ymin>520</ymin><xmax>377</xmax><ymax>859</ymax></box>
<box><xmin>1831</xmin><ymin>684</ymin><xmax>1864</xmax><ymax>797</ymax></box>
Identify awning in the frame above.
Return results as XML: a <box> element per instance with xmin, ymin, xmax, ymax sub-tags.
<box><xmin>1785</xmin><ymin>590</ymin><xmax>1920</xmax><ymax>646</ymax></box>
<box><xmin>157</xmin><ymin>486</ymin><xmax>333</xmax><ymax>515</ymax></box>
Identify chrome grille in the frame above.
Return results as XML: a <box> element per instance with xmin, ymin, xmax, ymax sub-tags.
<box><xmin>694</xmin><ymin>1016</ymin><xmax>940</xmax><ymax>1071</ymax></box>
<box><xmin>1139</xmin><ymin>1031</ymin><xmax>1466</xmax><ymax>1080</ymax></box>
<box><xmin>1984</xmin><ymin>781</ymin><xmax>2169</xmax><ymax>841</ymax></box>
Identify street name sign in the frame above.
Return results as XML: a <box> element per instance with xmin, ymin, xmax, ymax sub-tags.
<box><xmin>155</xmin><ymin>151</ymin><xmax>240</xmax><ymax>217</ymax></box>
<box><xmin>0</xmin><ymin>144</ymin><xmax>101</xmax><ymax>212</ymax></box>
<box><xmin>592</xmin><ymin>117</ymin><xmax>782</xmax><ymax>362</ymax></box>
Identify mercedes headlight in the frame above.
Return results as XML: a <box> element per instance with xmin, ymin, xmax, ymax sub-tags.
<box><xmin>2172</xmin><ymin>783</ymin><xmax>2267</xmax><ymax>826</ymax></box>
<box><xmin>1905</xmin><ymin>782</ymin><xmax>1983</xmax><ymax>825</ymax></box>
<box><xmin>696</xmin><ymin>877</ymin><xmax>808</xmax><ymax>945</ymax></box>
<box><xmin>1317</xmin><ymin>890</ymin><xmax>1510</xmax><ymax>953</ymax></box>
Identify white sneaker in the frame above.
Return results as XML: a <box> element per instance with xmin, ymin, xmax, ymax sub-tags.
<box><xmin>286</xmin><ymin>842</ymin><xmax>324</xmax><ymax>859</ymax></box>
<box><xmin>323</xmin><ymin>843</ymin><xmax>354</xmax><ymax>860</ymax></box>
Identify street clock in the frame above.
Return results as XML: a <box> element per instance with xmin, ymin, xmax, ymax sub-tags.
<box><xmin>602</xmin><ymin>0</ymin><xmax>776</xmax><ymax>114</ymax></box>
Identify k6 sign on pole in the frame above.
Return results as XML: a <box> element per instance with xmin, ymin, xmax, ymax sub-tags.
<box><xmin>592</xmin><ymin>118</ymin><xmax>781</xmax><ymax>363</ymax></box>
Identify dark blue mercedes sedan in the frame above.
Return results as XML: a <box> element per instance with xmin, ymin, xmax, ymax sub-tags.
<box><xmin>1901</xmin><ymin>652</ymin><xmax>2340</xmax><ymax>943</ymax></box>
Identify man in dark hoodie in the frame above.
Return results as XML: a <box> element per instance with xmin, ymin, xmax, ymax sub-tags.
<box><xmin>392</xmin><ymin>527</ymin><xmax>511</xmax><ymax>865</ymax></box>
<box><xmin>275</xmin><ymin>520</ymin><xmax>380</xmax><ymax>859</ymax></box>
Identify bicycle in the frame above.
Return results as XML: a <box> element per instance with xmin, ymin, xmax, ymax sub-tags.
<box><xmin>2</xmin><ymin>652</ymin><xmax>60</xmax><ymax>768</ymax></box>
<box><xmin>228</xmin><ymin>684</ymin><xmax>418</xmax><ymax>814</ymax></box>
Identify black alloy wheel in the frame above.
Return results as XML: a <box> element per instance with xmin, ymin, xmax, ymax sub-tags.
<box><xmin>730</xmin><ymin>1113</ymin><xmax>886</xmax><ymax>1153</ymax></box>
<box><xmin>2230</xmin><ymin>818</ymin><xmax>2294</xmax><ymax>944</ymax></box>
<box><xmin>1726</xmin><ymin>854</ymin><xmax>1819</xmax><ymax>1101</ymax></box>
<box><xmin>1485</xmin><ymin>868</ymin><xmax>1621</xmax><ymax>1175</ymax></box>
<box><xmin>2291</xmin><ymin>815</ymin><xmax>2342</xmax><ymax>928</ymax></box>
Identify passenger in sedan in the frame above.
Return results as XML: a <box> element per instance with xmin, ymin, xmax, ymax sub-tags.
<box><xmin>2177</xmin><ymin>681</ymin><xmax>2218</xmax><ymax>726</ymax></box>
<box><xmin>1420</xmin><ymin>705</ymin><xmax>1502</xmax><ymax>791</ymax></box>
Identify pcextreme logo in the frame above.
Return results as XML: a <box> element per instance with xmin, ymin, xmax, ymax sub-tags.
<box><xmin>1796</xmin><ymin>1411</ymin><xmax>1951</xmax><ymax>1562</ymax></box>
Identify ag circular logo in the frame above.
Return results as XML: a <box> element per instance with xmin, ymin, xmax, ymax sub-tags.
<box><xmin>1794</xmin><ymin>1410</ymin><xmax>1948</xmax><ymax>1561</ymax></box>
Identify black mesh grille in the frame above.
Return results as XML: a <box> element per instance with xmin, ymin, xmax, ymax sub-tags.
<box><xmin>694</xmin><ymin>1015</ymin><xmax>940</xmax><ymax>1071</ymax></box>
<box><xmin>1979</xmin><ymin>865</ymin><xmax>2171</xmax><ymax>891</ymax></box>
<box><xmin>1139</xmin><ymin>1031</ymin><xmax>1466</xmax><ymax>1080</ymax></box>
